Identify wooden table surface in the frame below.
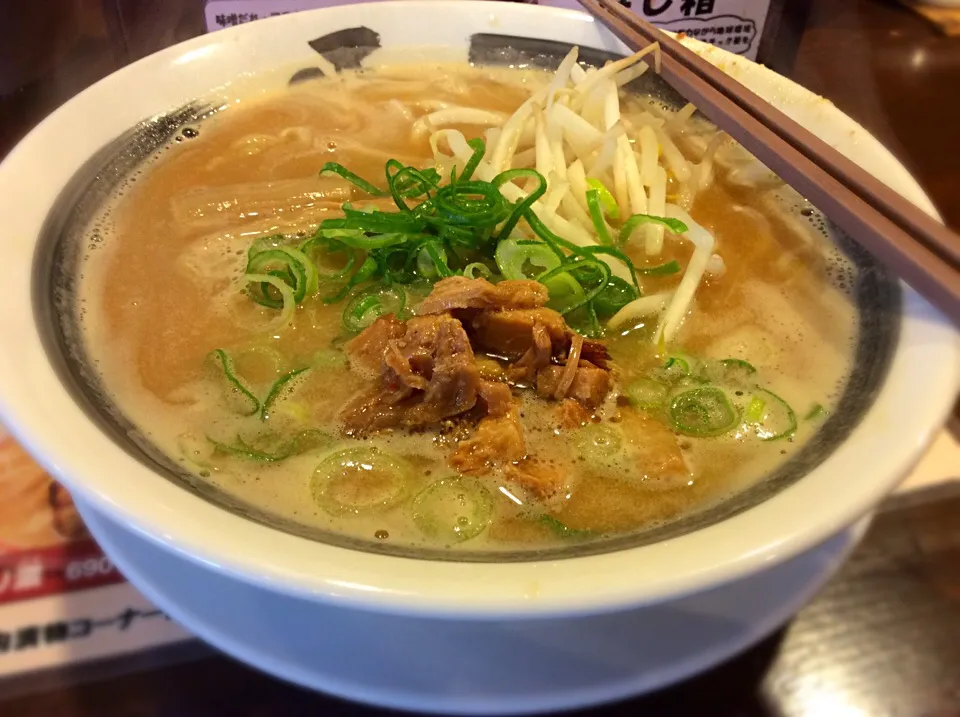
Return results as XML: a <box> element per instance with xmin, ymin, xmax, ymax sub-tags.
<box><xmin>1</xmin><ymin>0</ymin><xmax>959</xmax><ymax>715</ymax></box>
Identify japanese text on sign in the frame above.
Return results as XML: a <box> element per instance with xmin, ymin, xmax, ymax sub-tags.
<box><xmin>203</xmin><ymin>0</ymin><xmax>771</xmax><ymax>59</ymax></box>
<box><xmin>0</xmin><ymin>607</ymin><xmax>169</xmax><ymax>654</ymax></box>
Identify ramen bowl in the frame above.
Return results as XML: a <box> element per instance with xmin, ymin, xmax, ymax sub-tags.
<box><xmin>0</xmin><ymin>0</ymin><xmax>957</xmax><ymax>633</ymax></box>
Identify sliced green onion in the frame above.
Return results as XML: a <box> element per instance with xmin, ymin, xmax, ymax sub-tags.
<box><xmin>744</xmin><ymin>396</ymin><xmax>766</xmax><ymax>423</ymax></box>
<box><xmin>492</xmin><ymin>169</ymin><xmax>546</xmax><ymax>240</ymax></box>
<box><xmin>417</xmin><ymin>241</ymin><xmax>453</xmax><ymax>279</ymax></box>
<box><xmin>247</xmin><ymin>234</ymin><xmax>284</xmax><ymax>260</ymax></box>
<box><xmin>523</xmin><ymin>209</ymin><xmax>580</xmax><ymax>256</ymax></box>
<box><xmin>495</xmin><ymin>238</ymin><xmax>561</xmax><ymax>281</ymax></box>
<box><xmin>585</xmin><ymin>302</ymin><xmax>602</xmax><ymax>338</ymax></box>
<box><xmin>245</xmin><ymin>250</ymin><xmax>305</xmax><ymax>306</ymax></box>
<box><xmin>336</xmin><ymin>232</ymin><xmax>416</xmax><ymax>251</ymax></box>
<box><xmin>585</xmin><ymin>178</ymin><xmax>619</xmax><ymax>219</ymax></box>
<box><xmin>543</xmin><ymin>272</ymin><xmax>586</xmax><ymax>314</ymax></box>
<box><xmin>281</xmin><ymin>246</ymin><xmax>318</xmax><ymax>296</ymax></box>
<box><xmin>323</xmin><ymin>255</ymin><xmax>378</xmax><ymax>304</ymax></box>
<box><xmin>636</xmin><ymin>260</ymin><xmax>681</xmax><ymax>276</ymax></box>
<box><xmin>592</xmin><ymin>276</ymin><xmax>639</xmax><ymax>317</ymax></box>
<box><xmin>658</xmin><ymin>354</ymin><xmax>693</xmax><ymax>383</ymax></box>
<box><xmin>208</xmin><ymin>429</ymin><xmax>328</xmax><ymax>462</ymax></box>
<box><xmin>571</xmin><ymin>245</ymin><xmax>641</xmax><ymax>292</ymax></box>
<box><xmin>669</xmin><ymin>387</ymin><xmax>739</xmax><ymax>437</ymax></box>
<box><xmin>241</xmin><ymin>273</ymin><xmax>296</xmax><ymax>328</ymax></box>
<box><xmin>721</xmin><ymin>358</ymin><xmax>757</xmax><ymax>373</ymax></box>
<box><xmin>299</xmin><ymin>236</ymin><xmax>359</xmax><ymax>283</ymax></box>
<box><xmin>462</xmin><ymin>262</ymin><xmax>496</xmax><ymax>280</ymax></box>
<box><xmin>565</xmin><ymin>303</ymin><xmax>603</xmax><ymax>339</ymax></box>
<box><xmin>537</xmin><ymin>257</ymin><xmax>612</xmax><ymax>317</ymax></box>
<box><xmin>398</xmin><ymin>166</ymin><xmax>442</xmax><ymax>197</ymax></box>
<box><xmin>386</xmin><ymin>160</ymin><xmax>439</xmax><ymax>211</ymax></box>
<box><xmin>538</xmin><ymin>514</ymin><xmax>592</xmax><ymax>540</ymax></box>
<box><xmin>747</xmin><ymin>388</ymin><xmax>797</xmax><ymax>441</ymax></box>
<box><xmin>342</xmin><ymin>285</ymin><xmax>406</xmax><ymax>333</ymax></box>
<box><xmin>246</xmin><ymin>246</ymin><xmax>318</xmax><ymax>303</ymax></box>
<box><xmin>624</xmin><ymin>377</ymin><xmax>669</xmax><ymax>410</ymax></box>
<box><xmin>573</xmin><ymin>424</ymin><xmax>624</xmax><ymax>464</ymax></box>
<box><xmin>458</xmin><ymin>138</ymin><xmax>486</xmax><ymax>184</ymax></box>
<box><xmin>311</xmin><ymin>447</ymin><xmax>410</xmax><ymax>516</ymax></box>
<box><xmin>661</xmin><ymin>362</ymin><xmax>710</xmax><ymax>391</ymax></box>
<box><xmin>805</xmin><ymin>403</ymin><xmax>826</xmax><ymax>421</ymax></box>
<box><xmin>332</xmin><ymin>207</ymin><xmax>424</xmax><ymax>233</ymax></box>
<box><xmin>433</xmin><ymin>180</ymin><xmax>510</xmax><ymax>227</ymax></box>
<box><xmin>412</xmin><ymin>477</ymin><xmax>493</xmax><ymax>544</ymax></box>
<box><xmin>207</xmin><ymin>349</ymin><xmax>260</xmax><ymax>416</ymax></box>
<box><xmin>260</xmin><ymin>367</ymin><xmax>310</xmax><ymax>421</ymax></box>
<box><xmin>320</xmin><ymin>162</ymin><xmax>388</xmax><ymax>197</ymax></box>
<box><xmin>178</xmin><ymin>432</ymin><xmax>215</xmax><ymax>470</ymax></box>
<box><xmin>618</xmin><ymin>213</ymin><xmax>689</xmax><ymax>244</ymax></box>
<box><xmin>586</xmin><ymin>189</ymin><xmax>615</xmax><ymax>245</ymax></box>
<box><xmin>245</xmin><ymin>148</ymin><xmax>661</xmax><ymax>326</ymax></box>
<box><xmin>701</xmin><ymin>358</ymin><xmax>757</xmax><ymax>386</ymax></box>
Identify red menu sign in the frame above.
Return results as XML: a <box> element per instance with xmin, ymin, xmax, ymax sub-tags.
<box><xmin>0</xmin><ymin>431</ymin><xmax>192</xmax><ymax>682</ymax></box>
<box><xmin>0</xmin><ymin>435</ymin><xmax>126</xmax><ymax>606</ymax></box>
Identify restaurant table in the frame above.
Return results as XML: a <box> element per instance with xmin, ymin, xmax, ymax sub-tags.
<box><xmin>1</xmin><ymin>0</ymin><xmax>959</xmax><ymax>715</ymax></box>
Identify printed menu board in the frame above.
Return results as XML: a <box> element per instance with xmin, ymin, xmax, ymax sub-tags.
<box><xmin>0</xmin><ymin>429</ymin><xmax>190</xmax><ymax>683</ymax></box>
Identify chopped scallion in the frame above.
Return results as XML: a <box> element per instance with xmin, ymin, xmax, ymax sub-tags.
<box><xmin>805</xmin><ymin>403</ymin><xmax>826</xmax><ymax>421</ymax></box>
<box><xmin>747</xmin><ymin>388</ymin><xmax>797</xmax><ymax>441</ymax></box>
<box><xmin>260</xmin><ymin>367</ymin><xmax>310</xmax><ymax>421</ymax></box>
<box><xmin>412</xmin><ymin>477</ymin><xmax>493</xmax><ymax>544</ymax></box>
<box><xmin>585</xmin><ymin>178</ymin><xmax>619</xmax><ymax>219</ymax></box>
<box><xmin>538</xmin><ymin>514</ymin><xmax>592</xmax><ymax>539</ymax></box>
<box><xmin>624</xmin><ymin>377</ymin><xmax>669</xmax><ymax>410</ymax></box>
<box><xmin>618</xmin><ymin>213</ymin><xmax>689</xmax><ymax>244</ymax></box>
<box><xmin>311</xmin><ymin>447</ymin><xmax>409</xmax><ymax>516</ymax></box>
<box><xmin>586</xmin><ymin>189</ymin><xmax>615</xmax><ymax>245</ymax></box>
<box><xmin>207</xmin><ymin>349</ymin><xmax>260</xmax><ymax>416</ymax></box>
<box><xmin>208</xmin><ymin>429</ymin><xmax>328</xmax><ymax>462</ymax></box>
<box><xmin>319</xmin><ymin>162</ymin><xmax>387</xmax><ymax>197</ymax></box>
<box><xmin>669</xmin><ymin>387</ymin><xmax>738</xmax><ymax>437</ymax></box>
<box><xmin>495</xmin><ymin>238</ymin><xmax>561</xmax><ymax>281</ymax></box>
<box><xmin>342</xmin><ymin>285</ymin><xmax>406</xmax><ymax>333</ymax></box>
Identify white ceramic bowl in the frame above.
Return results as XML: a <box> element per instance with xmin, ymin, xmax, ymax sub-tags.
<box><xmin>0</xmin><ymin>1</ymin><xmax>957</xmax><ymax>620</ymax></box>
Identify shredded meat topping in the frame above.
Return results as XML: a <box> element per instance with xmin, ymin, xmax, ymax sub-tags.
<box><xmin>344</xmin><ymin>315</ymin><xmax>406</xmax><ymax>376</ymax></box>
<box><xmin>449</xmin><ymin>404</ymin><xmax>526</xmax><ymax>474</ymax></box>
<box><xmin>557</xmin><ymin>398</ymin><xmax>592</xmax><ymax>429</ymax></box>
<box><xmin>339</xmin><ymin>313</ymin><xmax>480</xmax><ymax>433</ymax></box>
<box><xmin>338</xmin><ymin>278</ymin><xmax>616</xmax><ymax>485</ymax></box>
<box><xmin>505</xmin><ymin>321</ymin><xmax>553</xmax><ymax>383</ymax></box>
<box><xmin>536</xmin><ymin>361</ymin><xmax>611</xmax><ymax>409</ymax></box>
<box><xmin>504</xmin><ymin>458</ymin><xmax>566</xmax><ymax>500</ymax></box>
<box><xmin>417</xmin><ymin>276</ymin><xmax>549</xmax><ymax>315</ymax></box>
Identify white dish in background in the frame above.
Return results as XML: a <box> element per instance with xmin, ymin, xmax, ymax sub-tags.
<box><xmin>76</xmin><ymin>495</ymin><xmax>866</xmax><ymax>714</ymax></box>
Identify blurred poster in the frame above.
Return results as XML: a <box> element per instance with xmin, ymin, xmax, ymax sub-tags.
<box><xmin>0</xmin><ymin>434</ymin><xmax>119</xmax><ymax>605</ymax></box>
<box><xmin>543</xmin><ymin>0</ymin><xmax>770</xmax><ymax>59</ymax></box>
<box><xmin>203</xmin><ymin>0</ymin><xmax>772</xmax><ymax>60</ymax></box>
<box><xmin>0</xmin><ymin>429</ymin><xmax>191</xmax><ymax>681</ymax></box>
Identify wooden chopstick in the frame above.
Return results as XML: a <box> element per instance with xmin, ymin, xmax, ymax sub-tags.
<box><xmin>576</xmin><ymin>0</ymin><xmax>960</xmax><ymax>323</ymax></box>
